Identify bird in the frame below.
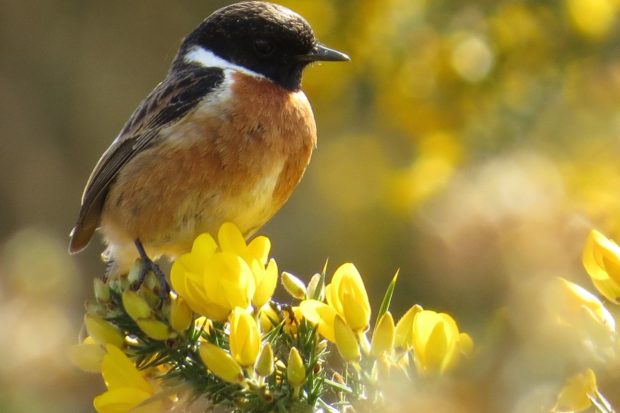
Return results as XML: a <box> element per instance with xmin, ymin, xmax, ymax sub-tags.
<box><xmin>68</xmin><ymin>1</ymin><xmax>349</xmax><ymax>287</ymax></box>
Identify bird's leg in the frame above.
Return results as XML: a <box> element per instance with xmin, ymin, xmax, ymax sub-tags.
<box><xmin>133</xmin><ymin>239</ymin><xmax>169</xmax><ymax>298</ymax></box>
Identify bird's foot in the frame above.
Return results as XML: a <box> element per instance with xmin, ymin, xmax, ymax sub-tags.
<box><xmin>133</xmin><ymin>239</ymin><xmax>170</xmax><ymax>299</ymax></box>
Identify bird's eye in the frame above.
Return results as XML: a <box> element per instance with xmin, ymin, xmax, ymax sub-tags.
<box><xmin>253</xmin><ymin>39</ymin><xmax>275</xmax><ymax>57</ymax></box>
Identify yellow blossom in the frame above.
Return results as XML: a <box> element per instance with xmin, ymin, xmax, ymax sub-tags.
<box><xmin>334</xmin><ymin>315</ymin><xmax>361</xmax><ymax>361</ymax></box>
<box><xmin>287</xmin><ymin>347</ymin><xmax>306</xmax><ymax>387</ymax></box>
<box><xmin>217</xmin><ymin>222</ymin><xmax>270</xmax><ymax>266</ymax></box>
<box><xmin>582</xmin><ymin>229</ymin><xmax>620</xmax><ymax>303</ymax></box>
<box><xmin>370</xmin><ymin>311</ymin><xmax>395</xmax><ymax>357</ymax></box>
<box><xmin>199</xmin><ymin>342</ymin><xmax>245</xmax><ymax>384</ymax></box>
<box><xmin>171</xmin><ymin>249</ymin><xmax>255</xmax><ymax>321</ymax></box>
<box><xmin>85</xmin><ymin>314</ymin><xmax>125</xmax><ymax>348</ymax></box>
<box><xmin>553</xmin><ymin>369</ymin><xmax>598</xmax><ymax>412</ymax></box>
<box><xmin>411</xmin><ymin>310</ymin><xmax>472</xmax><ymax>375</ymax></box>
<box><xmin>251</xmin><ymin>258</ymin><xmax>278</xmax><ymax>309</ymax></box>
<box><xmin>93</xmin><ymin>345</ymin><xmax>161</xmax><ymax>413</ymax></box>
<box><xmin>394</xmin><ymin>304</ymin><xmax>422</xmax><ymax>352</ymax></box>
<box><xmin>299</xmin><ymin>299</ymin><xmax>337</xmax><ymax>342</ymax></box>
<box><xmin>170</xmin><ymin>224</ymin><xmax>280</xmax><ymax>319</ymax></box>
<box><xmin>68</xmin><ymin>336</ymin><xmax>106</xmax><ymax>373</ymax></box>
<box><xmin>229</xmin><ymin>307</ymin><xmax>261</xmax><ymax>368</ymax></box>
<box><xmin>325</xmin><ymin>263</ymin><xmax>371</xmax><ymax>332</ymax></box>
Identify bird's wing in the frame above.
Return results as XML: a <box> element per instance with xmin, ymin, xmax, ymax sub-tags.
<box><xmin>69</xmin><ymin>66</ymin><xmax>225</xmax><ymax>253</ymax></box>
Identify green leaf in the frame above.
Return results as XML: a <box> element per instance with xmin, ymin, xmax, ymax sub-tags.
<box><xmin>374</xmin><ymin>269</ymin><xmax>399</xmax><ymax>332</ymax></box>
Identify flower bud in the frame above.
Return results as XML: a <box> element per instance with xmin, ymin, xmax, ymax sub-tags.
<box><xmin>394</xmin><ymin>304</ymin><xmax>422</xmax><ymax>352</ymax></box>
<box><xmin>93</xmin><ymin>278</ymin><xmax>110</xmax><ymax>302</ymax></box>
<box><xmin>229</xmin><ymin>307</ymin><xmax>260</xmax><ymax>367</ymax></box>
<box><xmin>170</xmin><ymin>295</ymin><xmax>193</xmax><ymax>333</ymax></box>
<box><xmin>127</xmin><ymin>260</ymin><xmax>142</xmax><ymax>284</ymax></box>
<box><xmin>306</xmin><ymin>273</ymin><xmax>324</xmax><ymax>300</ymax></box>
<box><xmin>334</xmin><ymin>315</ymin><xmax>361</xmax><ymax>362</ymax></box>
<box><xmin>287</xmin><ymin>347</ymin><xmax>306</xmax><ymax>387</ymax></box>
<box><xmin>370</xmin><ymin>311</ymin><xmax>395</xmax><ymax>357</ymax></box>
<box><xmin>122</xmin><ymin>290</ymin><xmax>151</xmax><ymax>321</ymax></box>
<box><xmin>281</xmin><ymin>272</ymin><xmax>307</xmax><ymax>300</ymax></box>
<box><xmin>84</xmin><ymin>314</ymin><xmax>124</xmax><ymax>347</ymax></box>
<box><xmin>136</xmin><ymin>319</ymin><xmax>170</xmax><ymax>341</ymax></box>
<box><xmin>254</xmin><ymin>343</ymin><xmax>274</xmax><ymax>377</ymax></box>
<box><xmin>259</xmin><ymin>304</ymin><xmax>282</xmax><ymax>332</ymax></box>
<box><xmin>199</xmin><ymin>342</ymin><xmax>244</xmax><ymax>384</ymax></box>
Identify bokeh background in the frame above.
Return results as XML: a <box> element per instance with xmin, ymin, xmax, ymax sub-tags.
<box><xmin>2</xmin><ymin>0</ymin><xmax>620</xmax><ymax>411</ymax></box>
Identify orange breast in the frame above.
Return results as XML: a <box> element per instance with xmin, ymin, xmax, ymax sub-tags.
<box><xmin>101</xmin><ymin>71</ymin><xmax>317</xmax><ymax>255</ymax></box>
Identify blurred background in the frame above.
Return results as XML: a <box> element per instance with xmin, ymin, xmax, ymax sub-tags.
<box><xmin>2</xmin><ymin>0</ymin><xmax>620</xmax><ymax>411</ymax></box>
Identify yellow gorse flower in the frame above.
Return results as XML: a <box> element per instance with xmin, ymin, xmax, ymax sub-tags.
<box><xmin>334</xmin><ymin>314</ymin><xmax>361</xmax><ymax>361</ymax></box>
<box><xmin>326</xmin><ymin>263</ymin><xmax>371</xmax><ymax>332</ymax></box>
<box><xmin>583</xmin><ymin>229</ymin><xmax>620</xmax><ymax>303</ymax></box>
<box><xmin>411</xmin><ymin>310</ymin><xmax>473</xmax><ymax>375</ymax></box>
<box><xmin>93</xmin><ymin>345</ymin><xmax>161</xmax><ymax>413</ymax></box>
<box><xmin>299</xmin><ymin>263</ymin><xmax>371</xmax><ymax>343</ymax></box>
<box><xmin>553</xmin><ymin>368</ymin><xmax>598</xmax><ymax>413</ymax></box>
<box><xmin>171</xmin><ymin>223</ymin><xmax>278</xmax><ymax>320</ymax></box>
<box><xmin>229</xmin><ymin>307</ymin><xmax>261</xmax><ymax>368</ymax></box>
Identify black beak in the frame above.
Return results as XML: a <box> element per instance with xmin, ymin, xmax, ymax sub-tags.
<box><xmin>297</xmin><ymin>43</ymin><xmax>350</xmax><ymax>63</ymax></box>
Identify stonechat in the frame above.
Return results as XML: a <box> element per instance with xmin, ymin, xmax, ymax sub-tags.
<box><xmin>69</xmin><ymin>1</ymin><xmax>349</xmax><ymax>281</ymax></box>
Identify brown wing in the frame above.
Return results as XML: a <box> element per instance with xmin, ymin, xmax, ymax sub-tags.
<box><xmin>69</xmin><ymin>67</ymin><xmax>225</xmax><ymax>253</ymax></box>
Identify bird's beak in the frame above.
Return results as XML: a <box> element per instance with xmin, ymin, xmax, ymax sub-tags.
<box><xmin>297</xmin><ymin>43</ymin><xmax>350</xmax><ymax>63</ymax></box>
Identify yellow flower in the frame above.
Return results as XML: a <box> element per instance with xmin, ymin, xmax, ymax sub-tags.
<box><xmin>68</xmin><ymin>336</ymin><xmax>106</xmax><ymax>373</ymax></box>
<box><xmin>93</xmin><ymin>345</ymin><xmax>161</xmax><ymax>413</ymax></box>
<box><xmin>411</xmin><ymin>310</ymin><xmax>472</xmax><ymax>375</ymax></box>
<box><xmin>170</xmin><ymin>223</ymin><xmax>279</xmax><ymax>319</ymax></box>
<box><xmin>287</xmin><ymin>347</ymin><xmax>306</xmax><ymax>387</ymax></box>
<box><xmin>582</xmin><ymin>229</ymin><xmax>620</xmax><ymax>303</ymax></box>
<box><xmin>171</xmin><ymin>249</ymin><xmax>255</xmax><ymax>321</ymax></box>
<box><xmin>299</xmin><ymin>299</ymin><xmax>337</xmax><ymax>342</ymax></box>
<box><xmin>199</xmin><ymin>342</ymin><xmax>245</xmax><ymax>384</ymax></box>
<box><xmin>552</xmin><ymin>369</ymin><xmax>598</xmax><ymax>412</ymax></box>
<box><xmin>334</xmin><ymin>314</ymin><xmax>361</xmax><ymax>361</ymax></box>
<box><xmin>325</xmin><ymin>263</ymin><xmax>371</xmax><ymax>332</ymax></box>
<box><xmin>217</xmin><ymin>222</ymin><xmax>270</xmax><ymax>266</ymax></box>
<box><xmin>299</xmin><ymin>263</ymin><xmax>372</xmax><ymax>343</ymax></box>
<box><xmin>251</xmin><ymin>258</ymin><xmax>278</xmax><ymax>309</ymax></box>
<box><xmin>370</xmin><ymin>311</ymin><xmax>395</xmax><ymax>357</ymax></box>
<box><xmin>394</xmin><ymin>305</ymin><xmax>422</xmax><ymax>352</ymax></box>
<box><xmin>229</xmin><ymin>307</ymin><xmax>261</xmax><ymax>368</ymax></box>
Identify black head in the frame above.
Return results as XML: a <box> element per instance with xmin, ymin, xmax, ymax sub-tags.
<box><xmin>175</xmin><ymin>1</ymin><xmax>349</xmax><ymax>91</ymax></box>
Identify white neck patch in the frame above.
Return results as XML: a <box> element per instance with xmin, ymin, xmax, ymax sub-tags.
<box><xmin>184</xmin><ymin>46</ymin><xmax>263</xmax><ymax>79</ymax></box>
